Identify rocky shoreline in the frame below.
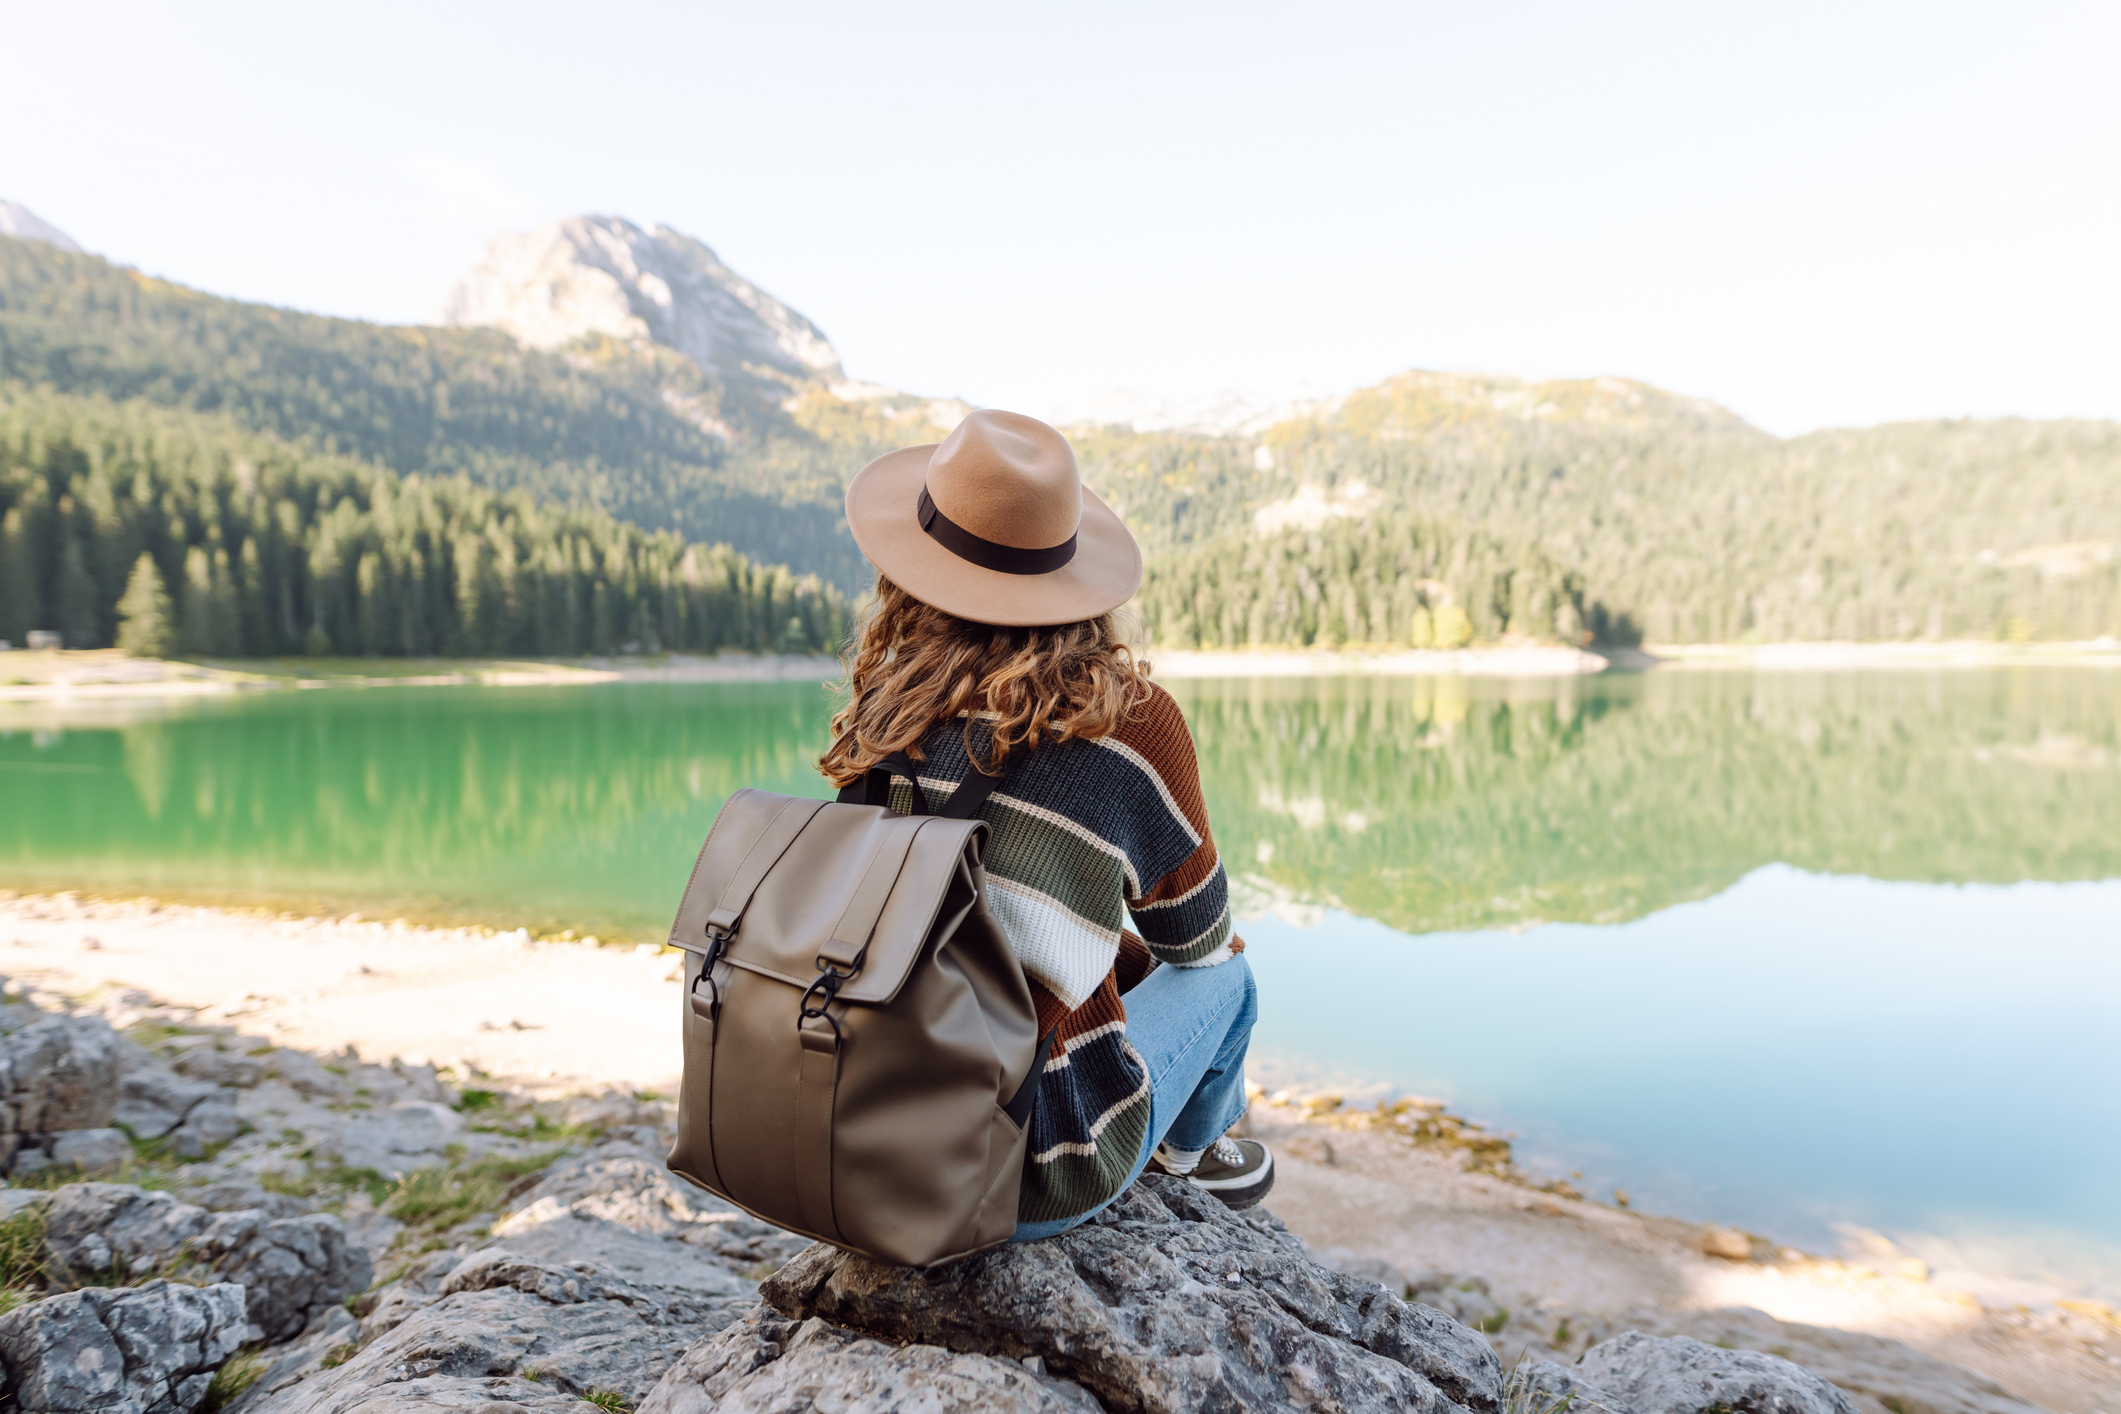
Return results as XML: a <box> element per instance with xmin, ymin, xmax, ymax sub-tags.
<box><xmin>0</xmin><ymin>983</ymin><xmax>1889</xmax><ymax>1414</ymax></box>
<box><xmin>1</xmin><ymin>895</ymin><xmax>2116</xmax><ymax>1412</ymax></box>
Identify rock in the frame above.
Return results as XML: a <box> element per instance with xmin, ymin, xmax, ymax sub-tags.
<box><xmin>501</xmin><ymin>1142</ymin><xmax>810</xmax><ymax>1274</ymax></box>
<box><xmin>0</xmin><ymin>1186</ymin><xmax>52</xmax><ymax>1220</ymax></box>
<box><xmin>114</xmin><ymin>1064</ymin><xmax>224</xmax><ymax>1142</ymax></box>
<box><xmin>484</xmin><ymin>1204</ymin><xmax>751</xmax><ymax>1295</ymax></box>
<box><xmin>245</xmin><ymin>1252</ymin><xmax>754</xmax><ymax>1414</ymax></box>
<box><xmin>1656</xmin><ymin>1307</ymin><xmax>2045</xmax><ymax>1414</ymax></box>
<box><xmin>41</xmin><ymin>1183</ymin><xmax>372</xmax><ymax>1344</ymax></box>
<box><xmin>1406</xmin><ymin>1274</ymin><xmax>1507</xmax><ymax>1333</ymax></box>
<box><xmin>222</xmin><ymin>1307</ymin><xmax>359</xmax><ymax>1414</ymax></box>
<box><xmin>1699</xmin><ymin>1227</ymin><xmax>1754</xmax><ymax>1261</ymax></box>
<box><xmin>1511</xmin><ymin>1359</ymin><xmax>1621</xmax><ymax>1412</ymax></box>
<box><xmin>0</xmin><ymin>1279</ymin><xmax>247</xmax><ymax>1414</ymax></box>
<box><xmin>172</xmin><ymin>1046</ymin><xmax>265</xmax><ymax>1090</ymax></box>
<box><xmin>186</xmin><ymin>1183</ymin><xmax>315</xmax><ymax>1221</ymax></box>
<box><xmin>47</xmin><ymin>1128</ymin><xmax>134</xmax><ymax>1176</ymax></box>
<box><xmin>168</xmin><ymin>1095</ymin><xmax>245</xmax><ymax>1159</ymax></box>
<box><xmin>642</xmin><ymin>1309</ymin><xmax>1105</xmax><ymax>1414</ymax></box>
<box><xmin>761</xmin><ymin>1175</ymin><xmax>1503</xmax><ymax>1414</ymax></box>
<box><xmin>316</xmin><ymin>1100</ymin><xmax>463</xmax><ymax>1179</ymax></box>
<box><xmin>1578</xmin><ymin>1331</ymin><xmax>1859</xmax><ymax>1414</ymax></box>
<box><xmin>1313</xmin><ymin>1247</ymin><xmax>1414</xmax><ymax>1297</ymax></box>
<box><xmin>0</xmin><ymin>200</ymin><xmax>85</xmax><ymax>254</ymax></box>
<box><xmin>0</xmin><ymin>1000</ymin><xmax>120</xmax><ymax>1171</ymax></box>
<box><xmin>439</xmin><ymin>216</ymin><xmax>843</xmax><ymax>385</ymax></box>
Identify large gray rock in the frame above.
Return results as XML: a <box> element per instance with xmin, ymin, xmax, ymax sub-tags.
<box><xmin>113</xmin><ymin>1063</ymin><xmax>223</xmax><ymax>1144</ymax></box>
<box><xmin>312</xmin><ymin>1101</ymin><xmax>462</xmax><ymax>1180</ymax></box>
<box><xmin>245</xmin><ymin>1251</ymin><xmax>754</xmax><ymax>1414</ymax></box>
<box><xmin>1512</xmin><ymin>1359</ymin><xmax>1625</xmax><ymax>1412</ymax></box>
<box><xmin>1577</xmin><ymin>1331</ymin><xmax>1859</xmax><ymax>1414</ymax></box>
<box><xmin>42</xmin><ymin>1184</ymin><xmax>371</xmax><ymax>1344</ymax></box>
<box><xmin>1654</xmin><ymin>1306</ymin><xmax>2044</xmax><ymax>1414</ymax></box>
<box><xmin>496</xmin><ymin>1142</ymin><xmax>810</xmax><ymax>1278</ymax></box>
<box><xmin>0</xmin><ymin>1279</ymin><xmax>247</xmax><ymax>1414</ymax></box>
<box><xmin>760</xmin><ymin>1175</ymin><xmax>1504</xmax><ymax>1414</ymax></box>
<box><xmin>0</xmin><ymin>1001</ymin><xmax>120</xmax><ymax>1172</ymax></box>
<box><xmin>642</xmin><ymin>1309</ymin><xmax>1105</xmax><ymax>1414</ymax></box>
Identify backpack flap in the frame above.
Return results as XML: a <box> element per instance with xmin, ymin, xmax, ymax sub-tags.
<box><xmin>667</xmin><ymin>788</ymin><xmax>989</xmax><ymax>1006</ymax></box>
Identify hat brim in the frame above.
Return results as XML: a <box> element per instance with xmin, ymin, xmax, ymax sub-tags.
<box><xmin>845</xmin><ymin>444</ymin><xmax>1143</xmax><ymax>627</ymax></box>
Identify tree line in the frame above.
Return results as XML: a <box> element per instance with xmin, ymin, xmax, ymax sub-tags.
<box><xmin>0</xmin><ymin>390</ymin><xmax>850</xmax><ymax>658</ymax></box>
<box><xmin>0</xmin><ymin>236</ymin><xmax>879</xmax><ymax>588</ymax></box>
<box><xmin>1079</xmin><ymin>373</ymin><xmax>2121</xmax><ymax>645</ymax></box>
<box><xmin>1134</xmin><ymin>511</ymin><xmax>1626</xmax><ymax>649</ymax></box>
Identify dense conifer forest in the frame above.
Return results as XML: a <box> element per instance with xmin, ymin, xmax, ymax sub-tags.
<box><xmin>5</xmin><ymin>234</ymin><xmax>2119</xmax><ymax>651</ymax></box>
<box><xmin>1135</xmin><ymin>513</ymin><xmax>1621</xmax><ymax>650</ymax></box>
<box><xmin>0</xmin><ymin>390</ymin><xmax>850</xmax><ymax>656</ymax></box>
<box><xmin>1087</xmin><ymin>375</ymin><xmax>2121</xmax><ymax>646</ymax></box>
<box><xmin>0</xmin><ymin>237</ymin><xmax>894</xmax><ymax>588</ymax></box>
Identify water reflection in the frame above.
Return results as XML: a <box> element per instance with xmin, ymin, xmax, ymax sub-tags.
<box><xmin>1171</xmin><ymin>670</ymin><xmax>2121</xmax><ymax>935</ymax></box>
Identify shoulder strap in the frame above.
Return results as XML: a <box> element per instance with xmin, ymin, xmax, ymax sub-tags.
<box><xmin>835</xmin><ymin>745</ymin><xmax>1024</xmax><ymax>820</ymax></box>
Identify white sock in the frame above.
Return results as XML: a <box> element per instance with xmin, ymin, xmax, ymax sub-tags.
<box><xmin>1156</xmin><ymin>1142</ymin><xmax>1206</xmax><ymax>1175</ymax></box>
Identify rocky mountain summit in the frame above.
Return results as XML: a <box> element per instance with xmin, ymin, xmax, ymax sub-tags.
<box><xmin>438</xmin><ymin>216</ymin><xmax>843</xmax><ymax>387</ymax></box>
<box><xmin>0</xmin><ymin>981</ymin><xmax>2064</xmax><ymax>1413</ymax></box>
<box><xmin>0</xmin><ymin>203</ymin><xmax>81</xmax><ymax>254</ymax></box>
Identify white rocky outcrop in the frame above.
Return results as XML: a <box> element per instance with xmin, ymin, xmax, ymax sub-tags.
<box><xmin>438</xmin><ymin>215</ymin><xmax>842</xmax><ymax>383</ymax></box>
<box><xmin>0</xmin><ymin>200</ymin><xmax>83</xmax><ymax>253</ymax></box>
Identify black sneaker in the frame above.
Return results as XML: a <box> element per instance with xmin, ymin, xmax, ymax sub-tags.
<box><xmin>1152</xmin><ymin>1136</ymin><xmax>1275</xmax><ymax>1209</ymax></box>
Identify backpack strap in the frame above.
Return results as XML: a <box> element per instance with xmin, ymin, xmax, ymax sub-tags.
<box><xmin>702</xmin><ymin>795</ymin><xmax>830</xmax><ymax>939</ymax></box>
<box><xmin>835</xmin><ymin>746</ymin><xmax>1024</xmax><ymax>820</ymax></box>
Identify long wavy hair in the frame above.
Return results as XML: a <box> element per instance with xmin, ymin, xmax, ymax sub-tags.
<box><xmin>819</xmin><ymin>575</ymin><xmax>1153</xmax><ymax>786</ymax></box>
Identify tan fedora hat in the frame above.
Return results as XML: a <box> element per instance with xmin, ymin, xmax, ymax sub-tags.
<box><xmin>844</xmin><ymin>410</ymin><xmax>1142</xmax><ymax>627</ymax></box>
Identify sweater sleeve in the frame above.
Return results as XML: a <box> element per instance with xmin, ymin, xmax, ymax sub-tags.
<box><xmin>1120</xmin><ymin>687</ymin><xmax>1240</xmax><ymax>969</ymax></box>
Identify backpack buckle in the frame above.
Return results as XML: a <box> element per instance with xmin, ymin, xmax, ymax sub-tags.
<box><xmin>692</xmin><ymin>924</ymin><xmax>734</xmax><ymax>1020</ymax></box>
<box><xmin>798</xmin><ymin>968</ymin><xmax>845</xmax><ymax>1041</ymax></box>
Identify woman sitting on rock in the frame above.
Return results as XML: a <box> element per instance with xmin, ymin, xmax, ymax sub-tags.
<box><xmin>821</xmin><ymin>409</ymin><xmax>1273</xmax><ymax>1239</ymax></box>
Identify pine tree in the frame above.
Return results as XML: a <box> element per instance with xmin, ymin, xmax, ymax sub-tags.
<box><xmin>57</xmin><ymin>530</ymin><xmax>100</xmax><ymax>648</ymax></box>
<box><xmin>0</xmin><ymin>508</ymin><xmax>39</xmax><ymax>644</ymax></box>
<box><xmin>115</xmin><ymin>553</ymin><xmax>177</xmax><ymax>658</ymax></box>
<box><xmin>180</xmin><ymin>546</ymin><xmax>213</xmax><ymax>653</ymax></box>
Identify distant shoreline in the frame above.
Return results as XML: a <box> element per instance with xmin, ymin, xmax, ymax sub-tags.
<box><xmin>3</xmin><ymin>638</ymin><xmax>2117</xmax><ymax>702</ymax></box>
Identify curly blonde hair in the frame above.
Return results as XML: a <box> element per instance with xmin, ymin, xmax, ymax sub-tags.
<box><xmin>819</xmin><ymin>575</ymin><xmax>1153</xmax><ymax>786</ymax></box>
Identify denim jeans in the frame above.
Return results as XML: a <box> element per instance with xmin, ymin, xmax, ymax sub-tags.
<box><xmin>1011</xmin><ymin>953</ymin><xmax>1257</xmax><ymax>1241</ymax></box>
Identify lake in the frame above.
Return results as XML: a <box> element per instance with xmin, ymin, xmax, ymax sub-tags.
<box><xmin>5</xmin><ymin>667</ymin><xmax>2118</xmax><ymax>1296</ymax></box>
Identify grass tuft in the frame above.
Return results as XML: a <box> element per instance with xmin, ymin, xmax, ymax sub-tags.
<box><xmin>581</xmin><ymin>1390</ymin><xmax>630</xmax><ymax>1413</ymax></box>
<box><xmin>320</xmin><ymin>1342</ymin><xmax>357</xmax><ymax>1369</ymax></box>
<box><xmin>0</xmin><ymin>1206</ymin><xmax>51</xmax><ymax>1292</ymax></box>
<box><xmin>200</xmin><ymin>1350</ymin><xmax>266</xmax><ymax>1413</ymax></box>
<box><xmin>384</xmin><ymin>1150</ymin><xmax>562</xmax><ymax>1234</ymax></box>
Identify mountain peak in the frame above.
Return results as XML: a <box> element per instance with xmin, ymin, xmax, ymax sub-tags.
<box><xmin>438</xmin><ymin>215</ymin><xmax>842</xmax><ymax>383</ymax></box>
<box><xmin>0</xmin><ymin>201</ymin><xmax>83</xmax><ymax>253</ymax></box>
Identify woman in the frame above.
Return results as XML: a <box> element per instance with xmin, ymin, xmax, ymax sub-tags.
<box><xmin>821</xmin><ymin>408</ymin><xmax>1273</xmax><ymax>1241</ymax></box>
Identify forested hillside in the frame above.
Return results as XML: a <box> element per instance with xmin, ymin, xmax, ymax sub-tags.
<box><xmin>0</xmin><ymin>389</ymin><xmax>849</xmax><ymax>656</ymax></box>
<box><xmin>0</xmin><ymin>236</ymin><xmax>944</xmax><ymax>588</ymax></box>
<box><xmin>1083</xmin><ymin>373</ymin><xmax>2121</xmax><ymax>645</ymax></box>
<box><xmin>8</xmin><ymin>233</ymin><xmax>2118</xmax><ymax>648</ymax></box>
<box><xmin>1136</xmin><ymin>512</ymin><xmax>1618</xmax><ymax>650</ymax></box>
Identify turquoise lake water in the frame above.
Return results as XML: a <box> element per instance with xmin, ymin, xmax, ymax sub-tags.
<box><xmin>4</xmin><ymin>668</ymin><xmax>2117</xmax><ymax>1294</ymax></box>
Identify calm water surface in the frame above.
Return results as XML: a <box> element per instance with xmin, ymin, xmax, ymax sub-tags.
<box><xmin>6</xmin><ymin>669</ymin><xmax>2118</xmax><ymax>1292</ymax></box>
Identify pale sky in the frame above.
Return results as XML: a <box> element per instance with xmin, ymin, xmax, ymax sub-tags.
<box><xmin>5</xmin><ymin>1</ymin><xmax>2116</xmax><ymax>435</ymax></box>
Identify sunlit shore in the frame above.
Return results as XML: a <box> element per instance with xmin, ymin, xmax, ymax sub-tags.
<box><xmin>3</xmin><ymin>887</ymin><xmax>2115</xmax><ymax>1411</ymax></box>
<box><xmin>7</xmin><ymin>638</ymin><xmax>2117</xmax><ymax>702</ymax></box>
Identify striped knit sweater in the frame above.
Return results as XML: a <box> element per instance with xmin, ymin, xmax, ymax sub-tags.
<box><xmin>874</xmin><ymin>682</ymin><xmax>1240</xmax><ymax>1225</ymax></box>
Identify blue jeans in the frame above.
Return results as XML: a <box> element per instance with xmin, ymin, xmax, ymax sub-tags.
<box><xmin>1011</xmin><ymin>953</ymin><xmax>1257</xmax><ymax>1241</ymax></box>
